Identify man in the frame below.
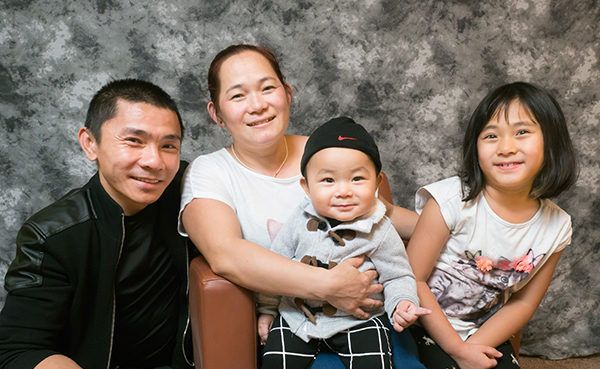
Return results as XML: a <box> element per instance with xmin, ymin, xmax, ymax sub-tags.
<box><xmin>0</xmin><ymin>79</ymin><xmax>195</xmax><ymax>369</ymax></box>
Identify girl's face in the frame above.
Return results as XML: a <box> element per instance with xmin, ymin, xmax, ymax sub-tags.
<box><xmin>207</xmin><ymin>50</ymin><xmax>292</xmax><ymax>149</ymax></box>
<box><xmin>477</xmin><ymin>100</ymin><xmax>544</xmax><ymax>195</ymax></box>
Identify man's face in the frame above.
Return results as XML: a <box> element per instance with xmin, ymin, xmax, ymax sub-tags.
<box><xmin>80</xmin><ymin>99</ymin><xmax>181</xmax><ymax>215</ymax></box>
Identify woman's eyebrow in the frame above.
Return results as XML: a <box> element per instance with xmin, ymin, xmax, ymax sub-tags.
<box><xmin>224</xmin><ymin>77</ymin><xmax>278</xmax><ymax>94</ymax></box>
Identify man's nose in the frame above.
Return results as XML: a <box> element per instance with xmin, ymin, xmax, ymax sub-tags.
<box><xmin>139</xmin><ymin>144</ymin><xmax>164</xmax><ymax>170</ymax></box>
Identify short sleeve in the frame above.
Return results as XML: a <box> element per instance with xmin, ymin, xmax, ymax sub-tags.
<box><xmin>178</xmin><ymin>151</ymin><xmax>235</xmax><ymax>236</ymax></box>
<box><xmin>546</xmin><ymin>201</ymin><xmax>572</xmax><ymax>253</ymax></box>
<box><xmin>555</xmin><ymin>223</ymin><xmax>572</xmax><ymax>253</ymax></box>
<box><xmin>268</xmin><ymin>204</ymin><xmax>304</xmax><ymax>258</ymax></box>
<box><xmin>415</xmin><ymin>176</ymin><xmax>464</xmax><ymax>232</ymax></box>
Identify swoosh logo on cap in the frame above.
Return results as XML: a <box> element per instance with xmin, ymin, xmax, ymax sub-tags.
<box><xmin>338</xmin><ymin>135</ymin><xmax>357</xmax><ymax>141</ymax></box>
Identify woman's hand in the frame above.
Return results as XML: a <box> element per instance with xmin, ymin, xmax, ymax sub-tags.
<box><xmin>324</xmin><ymin>255</ymin><xmax>384</xmax><ymax>319</ymax></box>
<box><xmin>451</xmin><ymin>341</ymin><xmax>503</xmax><ymax>369</ymax></box>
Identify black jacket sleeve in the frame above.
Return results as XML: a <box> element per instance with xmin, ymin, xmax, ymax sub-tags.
<box><xmin>0</xmin><ymin>222</ymin><xmax>73</xmax><ymax>369</ymax></box>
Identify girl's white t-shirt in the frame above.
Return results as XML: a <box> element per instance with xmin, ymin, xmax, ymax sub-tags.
<box><xmin>179</xmin><ymin>148</ymin><xmax>306</xmax><ymax>247</ymax></box>
<box><xmin>416</xmin><ymin>176</ymin><xmax>572</xmax><ymax>339</ymax></box>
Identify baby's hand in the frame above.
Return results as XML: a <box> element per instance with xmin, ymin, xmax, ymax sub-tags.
<box><xmin>258</xmin><ymin>314</ymin><xmax>275</xmax><ymax>345</ymax></box>
<box><xmin>392</xmin><ymin>300</ymin><xmax>431</xmax><ymax>332</ymax></box>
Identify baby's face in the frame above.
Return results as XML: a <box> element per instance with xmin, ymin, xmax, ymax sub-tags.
<box><xmin>301</xmin><ymin>147</ymin><xmax>381</xmax><ymax>222</ymax></box>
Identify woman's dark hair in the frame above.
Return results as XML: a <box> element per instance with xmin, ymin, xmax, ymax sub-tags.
<box><xmin>207</xmin><ymin>44</ymin><xmax>288</xmax><ymax>111</ymax></box>
<box><xmin>85</xmin><ymin>78</ymin><xmax>184</xmax><ymax>142</ymax></box>
<box><xmin>460</xmin><ymin>81</ymin><xmax>577</xmax><ymax>201</ymax></box>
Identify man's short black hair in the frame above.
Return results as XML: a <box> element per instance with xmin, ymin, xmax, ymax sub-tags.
<box><xmin>84</xmin><ymin>79</ymin><xmax>184</xmax><ymax>142</ymax></box>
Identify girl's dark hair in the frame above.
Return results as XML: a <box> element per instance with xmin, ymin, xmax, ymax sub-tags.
<box><xmin>207</xmin><ymin>44</ymin><xmax>288</xmax><ymax>111</ymax></box>
<box><xmin>85</xmin><ymin>78</ymin><xmax>184</xmax><ymax>142</ymax></box>
<box><xmin>460</xmin><ymin>81</ymin><xmax>577</xmax><ymax>201</ymax></box>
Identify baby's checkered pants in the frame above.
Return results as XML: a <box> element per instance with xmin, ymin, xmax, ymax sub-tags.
<box><xmin>262</xmin><ymin>314</ymin><xmax>392</xmax><ymax>369</ymax></box>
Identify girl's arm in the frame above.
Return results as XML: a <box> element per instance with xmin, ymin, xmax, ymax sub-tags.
<box><xmin>182</xmin><ymin>198</ymin><xmax>384</xmax><ymax>319</ymax></box>
<box><xmin>408</xmin><ymin>198</ymin><xmax>502</xmax><ymax>368</ymax></box>
<box><xmin>467</xmin><ymin>250</ymin><xmax>563</xmax><ymax>348</ymax></box>
<box><xmin>407</xmin><ymin>198</ymin><xmax>464</xmax><ymax>352</ymax></box>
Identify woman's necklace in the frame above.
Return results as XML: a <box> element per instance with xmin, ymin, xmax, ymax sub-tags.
<box><xmin>231</xmin><ymin>138</ymin><xmax>289</xmax><ymax>178</ymax></box>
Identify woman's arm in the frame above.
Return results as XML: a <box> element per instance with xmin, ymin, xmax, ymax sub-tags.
<box><xmin>407</xmin><ymin>198</ymin><xmax>501</xmax><ymax>368</ymax></box>
<box><xmin>182</xmin><ymin>198</ymin><xmax>384</xmax><ymax>318</ymax></box>
<box><xmin>387</xmin><ymin>205</ymin><xmax>418</xmax><ymax>240</ymax></box>
<box><xmin>377</xmin><ymin>173</ymin><xmax>418</xmax><ymax>240</ymax></box>
<box><xmin>467</xmin><ymin>250</ymin><xmax>563</xmax><ymax>348</ymax></box>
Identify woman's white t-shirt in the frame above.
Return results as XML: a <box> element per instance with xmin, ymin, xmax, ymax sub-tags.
<box><xmin>179</xmin><ymin>148</ymin><xmax>306</xmax><ymax>247</ymax></box>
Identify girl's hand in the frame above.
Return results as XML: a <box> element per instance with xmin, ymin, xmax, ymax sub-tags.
<box><xmin>452</xmin><ymin>341</ymin><xmax>503</xmax><ymax>369</ymax></box>
<box><xmin>257</xmin><ymin>314</ymin><xmax>275</xmax><ymax>345</ymax></box>
<box><xmin>392</xmin><ymin>300</ymin><xmax>431</xmax><ymax>332</ymax></box>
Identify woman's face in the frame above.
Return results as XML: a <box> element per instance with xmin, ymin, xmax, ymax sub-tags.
<box><xmin>208</xmin><ymin>50</ymin><xmax>292</xmax><ymax>148</ymax></box>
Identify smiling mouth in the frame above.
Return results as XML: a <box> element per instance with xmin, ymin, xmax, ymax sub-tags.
<box><xmin>494</xmin><ymin>162</ymin><xmax>523</xmax><ymax>169</ymax></box>
<box><xmin>246</xmin><ymin>116</ymin><xmax>275</xmax><ymax>127</ymax></box>
<box><xmin>334</xmin><ymin>204</ymin><xmax>356</xmax><ymax>209</ymax></box>
<box><xmin>133</xmin><ymin>177</ymin><xmax>161</xmax><ymax>184</ymax></box>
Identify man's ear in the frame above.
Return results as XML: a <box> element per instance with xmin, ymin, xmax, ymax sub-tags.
<box><xmin>300</xmin><ymin>176</ymin><xmax>310</xmax><ymax>196</ymax></box>
<box><xmin>78</xmin><ymin>127</ymin><xmax>98</xmax><ymax>161</ymax></box>
<box><xmin>207</xmin><ymin>101</ymin><xmax>224</xmax><ymax>127</ymax></box>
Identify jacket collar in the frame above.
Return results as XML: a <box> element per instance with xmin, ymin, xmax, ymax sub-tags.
<box><xmin>301</xmin><ymin>197</ymin><xmax>387</xmax><ymax>234</ymax></box>
<box><xmin>83</xmin><ymin>173</ymin><xmax>125</xmax><ymax>241</ymax></box>
<box><xmin>82</xmin><ymin>162</ymin><xmax>188</xmax><ymax>246</ymax></box>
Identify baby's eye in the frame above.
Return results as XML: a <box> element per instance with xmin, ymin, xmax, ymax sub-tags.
<box><xmin>352</xmin><ymin>176</ymin><xmax>365</xmax><ymax>182</ymax></box>
<box><xmin>322</xmin><ymin>177</ymin><xmax>334</xmax><ymax>183</ymax></box>
<box><xmin>516</xmin><ymin>129</ymin><xmax>529</xmax><ymax>135</ymax></box>
<box><xmin>482</xmin><ymin>133</ymin><xmax>497</xmax><ymax>140</ymax></box>
<box><xmin>263</xmin><ymin>85</ymin><xmax>276</xmax><ymax>92</ymax></box>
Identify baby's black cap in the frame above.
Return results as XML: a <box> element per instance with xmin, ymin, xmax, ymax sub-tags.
<box><xmin>301</xmin><ymin>116</ymin><xmax>381</xmax><ymax>176</ymax></box>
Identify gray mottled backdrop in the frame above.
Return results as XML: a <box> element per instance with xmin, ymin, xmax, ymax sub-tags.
<box><xmin>1</xmin><ymin>0</ymin><xmax>598</xmax><ymax>359</ymax></box>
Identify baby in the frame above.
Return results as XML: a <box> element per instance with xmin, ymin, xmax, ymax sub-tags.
<box><xmin>258</xmin><ymin>116</ymin><xmax>427</xmax><ymax>369</ymax></box>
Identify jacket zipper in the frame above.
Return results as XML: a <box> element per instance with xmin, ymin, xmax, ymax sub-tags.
<box><xmin>106</xmin><ymin>214</ymin><xmax>126</xmax><ymax>369</ymax></box>
<box><xmin>182</xmin><ymin>245</ymin><xmax>194</xmax><ymax>367</ymax></box>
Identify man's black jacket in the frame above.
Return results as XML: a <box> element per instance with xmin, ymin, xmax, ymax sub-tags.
<box><xmin>0</xmin><ymin>162</ymin><xmax>196</xmax><ymax>369</ymax></box>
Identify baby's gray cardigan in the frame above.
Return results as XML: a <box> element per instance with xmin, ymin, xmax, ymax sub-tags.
<box><xmin>258</xmin><ymin>198</ymin><xmax>419</xmax><ymax>342</ymax></box>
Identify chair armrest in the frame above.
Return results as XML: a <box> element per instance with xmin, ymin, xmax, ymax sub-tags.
<box><xmin>189</xmin><ymin>255</ymin><xmax>257</xmax><ymax>369</ymax></box>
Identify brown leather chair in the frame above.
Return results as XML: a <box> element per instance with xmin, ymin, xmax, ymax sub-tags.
<box><xmin>188</xmin><ymin>255</ymin><xmax>256</xmax><ymax>369</ymax></box>
<box><xmin>187</xmin><ymin>174</ymin><xmax>520</xmax><ymax>368</ymax></box>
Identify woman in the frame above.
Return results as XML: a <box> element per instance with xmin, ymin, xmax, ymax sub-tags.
<box><xmin>180</xmin><ymin>44</ymin><xmax>423</xmax><ymax>368</ymax></box>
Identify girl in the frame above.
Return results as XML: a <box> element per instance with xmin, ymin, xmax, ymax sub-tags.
<box><xmin>406</xmin><ymin>82</ymin><xmax>577</xmax><ymax>369</ymax></box>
